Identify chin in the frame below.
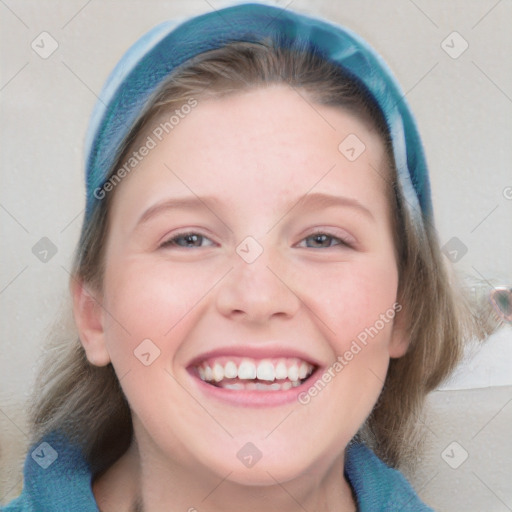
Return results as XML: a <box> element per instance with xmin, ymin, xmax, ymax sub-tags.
<box><xmin>196</xmin><ymin>440</ymin><xmax>328</xmax><ymax>488</ymax></box>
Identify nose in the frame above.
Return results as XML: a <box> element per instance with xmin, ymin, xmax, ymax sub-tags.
<box><xmin>215</xmin><ymin>245</ymin><xmax>301</xmax><ymax>325</ymax></box>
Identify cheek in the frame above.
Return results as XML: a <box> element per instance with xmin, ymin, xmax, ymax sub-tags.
<box><xmin>99</xmin><ymin>257</ymin><xmax>229</xmax><ymax>446</ymax></box>
<box><xmin>294</xmin><ymin>256</ymin><xmax>398</xmax><ymax>429</ymax></box>
<box><xmin>100</xmin><ymin>256</ymin><xmax>225</xmax><ymax>369</ymax></box>
<box><xmin>296</xmin><ymin>253</ymin><xmax>399</xmax><ymax>347</ymax></box>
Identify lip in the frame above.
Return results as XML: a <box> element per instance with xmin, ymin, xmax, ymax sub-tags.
<box><xmin>187</xmin><ymin>365</ymin><xmax>321</xmax><ymax>408</ymax></box>
<box><xmin>185</xmin><ymin>345</ymin><xmax>322</xmax><ymax>408</ymax></box>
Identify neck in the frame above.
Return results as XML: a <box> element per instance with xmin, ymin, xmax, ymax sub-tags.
<box><xmin>93</xmin><ymin>431</ymin><xmax>357</xmax><ymax>512</ymax></box>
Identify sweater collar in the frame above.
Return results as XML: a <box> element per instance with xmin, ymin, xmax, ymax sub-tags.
<box><xmin>17</xmin><ymin>431</ymin><xmax>431</xmax><ymax>511</ymax></box>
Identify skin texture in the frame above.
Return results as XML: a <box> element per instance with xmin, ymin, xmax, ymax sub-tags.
<box><xmin>73</xmin><ymin>84</ymin><xmax>409</xmax><ymax>512</ymax></box>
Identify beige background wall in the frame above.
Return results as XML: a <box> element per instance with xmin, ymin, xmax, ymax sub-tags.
<box><xmin>1</xmin><ymin>1</ymin><xmax>511</xmax><ymax>510</ymax></box>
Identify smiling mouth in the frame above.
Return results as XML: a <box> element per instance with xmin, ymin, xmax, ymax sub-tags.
<box><xmin>194</xmin><ymin>357</ymin><xmax>317</xmax><ymax>391</ymax></box>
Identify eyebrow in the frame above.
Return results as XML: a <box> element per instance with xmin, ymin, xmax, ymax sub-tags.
<box><xmin>290</xmin><ymin>192</ymin><xmax>375</xmax><ymax>221</ymax></box>
<box><xmin>135</xmin><ymin>191</ymin><xmax>374</xmax><ymax>229</ymax></box>
<box><xmin>135</xmin><ymin>195</ymin><xmax>223</xmax><ymax>228</ymax></box>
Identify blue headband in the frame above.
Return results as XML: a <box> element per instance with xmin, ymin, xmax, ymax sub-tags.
<box><xmin>84</xmin><ymin>2</ymin><xmax>432</xmax><ymax>225</ymax></box>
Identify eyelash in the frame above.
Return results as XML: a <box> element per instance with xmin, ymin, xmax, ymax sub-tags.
<box><xmin>160</xmin><ymin>232</ymin><xmax>215</xmax><ymax>249</ymax></box>
<box><xmin>159</xmin><ymin>230</ymin><xmax>354</xmax><ymax>250</ymax></box>
<box><xmin>297</xmin><ymin>230</ymin><xmax>354</xmax><ymax>249</ymax></box>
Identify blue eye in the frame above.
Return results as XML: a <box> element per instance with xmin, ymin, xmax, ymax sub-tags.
<box><xmin>300</xmin><ymin>233</ymin><xmax>351</xmax><ymax>249</ymax></box>
<box><xmin>160</xmin><ymin>232</ymin><xmax>214</xmax><ymax>248</ymax></box>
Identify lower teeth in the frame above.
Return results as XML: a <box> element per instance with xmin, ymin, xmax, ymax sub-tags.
<box><xmin>216</xmin><ymin>380</ymin><xmax>302</xmax><ymax>391</ymax></box>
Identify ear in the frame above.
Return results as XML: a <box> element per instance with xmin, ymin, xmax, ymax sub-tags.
<box><xmin>388</xmin><ymin>302</ymin><xmax>411</xmax><ymax>359</ymax></box>
<box><xmin>71</xmin><ymin>277</ymin><xmax>111</xmax><ymax>367</ymax></box>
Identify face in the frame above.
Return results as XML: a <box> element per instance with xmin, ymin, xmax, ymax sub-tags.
<box><xmin>79</xmin><ymin>85</ymin><xmax>408</xmax><ymax>485</ymax></box>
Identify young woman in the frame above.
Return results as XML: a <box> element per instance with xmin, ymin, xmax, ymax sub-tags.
<box><xmin>2</xmin><ymin>3</ymin><xmax>494</xmax><ymax>511</ymax></box>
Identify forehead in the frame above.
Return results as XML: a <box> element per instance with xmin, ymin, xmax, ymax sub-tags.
<box><xmin>109</xmin><ymin>85</ymin><xmax>391</xmax><ymax>224</ymax></box>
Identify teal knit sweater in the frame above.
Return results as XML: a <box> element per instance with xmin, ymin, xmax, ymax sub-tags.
<box><xmin>1</xmin><ymin>431</ymin><xmax>434</xmax><ymax>511</ymax></box>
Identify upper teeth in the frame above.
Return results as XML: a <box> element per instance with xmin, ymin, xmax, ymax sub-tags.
<box><xmin>197</xmin><ymin>358</ymin><xmax>314</xmax><ymax>383</ymax></box>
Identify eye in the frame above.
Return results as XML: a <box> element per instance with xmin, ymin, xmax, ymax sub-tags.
<box><xmin>298</xmin><ymin>231</ymin><xmax>353</xmax><ymax>249</ymax></box>
<box><xmin>160</xmin><ymin>231</ymin><xmax>215</xmax><ymax>249</ymax></box>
